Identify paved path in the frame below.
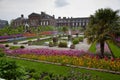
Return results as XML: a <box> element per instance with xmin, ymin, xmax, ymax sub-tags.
<box><xmin>75</xmin><ymin>38</ymin><xmax>91</xmax><ymax>51</ymax></box>
<box><xmin>5</xmin><ymin>37</ymin><xmax>91</xmax><ymax>51</ymax></box>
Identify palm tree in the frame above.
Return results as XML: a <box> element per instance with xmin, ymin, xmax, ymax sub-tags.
<box><xmin>85</xmin><ymin>8</ymin><xmax>120</xmax><ymax>58</ymax></box>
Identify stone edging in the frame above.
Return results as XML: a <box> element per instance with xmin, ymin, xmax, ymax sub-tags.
<box><xmin>7</xmin><ymin>56</ymin><xmax>120</xmax><ymax>75</ymax></box>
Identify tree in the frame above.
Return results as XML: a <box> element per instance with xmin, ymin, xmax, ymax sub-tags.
<box><xmin>62</xmin><ymin>26</ymin><xmax>68</xmax><ymax>35</ymax></box>
<box><xmin>85</xmin><ymin>8</ymin><xmax>120</xmax><ymax>58</ymax></box>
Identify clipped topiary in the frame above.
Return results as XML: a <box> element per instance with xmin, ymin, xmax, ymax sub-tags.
<box><xmin>20</xmin><ymin>46</ymin><xmax>25</xmax><ymax>49</ymax></box>
<box><xmin>53</xmin><ymin>36</ymin><xmax>58</xmax><ymax>43</ymax></box>
<box><xmin>28</xmin><ymin>40</ymin><xmax>32</xmax><ymax>45</ymax></box>
<box><xmin>58</xmin><ymin>41</ymin><xmax>67</xmax><ymax>48</ymax></box>
<box><xmin>79</xmin><ymin>37</ymin><xmax>84</xmax><ymax>42</ymax></box>
<box><xmin>72</xmin><ymin>38</ymin><xmax>79</xmax><ymax>45</ymax></box>
<box><xmin>5</xmin><ymin>44</ymin><xmax>9</xmax><ymax>47</ymax></box>
<box><xmin>49</xmin><ymin>41</ymin><xmax>54</xmax><ymax>47</ymax></box>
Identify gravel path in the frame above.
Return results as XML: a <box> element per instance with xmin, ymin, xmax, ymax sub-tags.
<box><xmin>6</xmin><ymin>38</ymin><xmax>91</xmax><ymax>51</ymax></box>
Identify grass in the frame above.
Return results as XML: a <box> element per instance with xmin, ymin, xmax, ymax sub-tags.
<box><xmin>89</xmin><ymin>40</ymin><xmax>120</xmax><ymax>58</ymax></box>
<box><xmin>2</xmin><ymin>57</ymin><xmax>120</xmax><ymax>80</ymax></box>
<box><xmin>107</xmin><ymin>41</ymin><xmax>120</xmax><ymax>58</ymax></box>
<box><xmin>9</xmin><ymin>46</ymin><xmax>20</xmax><ymax>50</ymax></box>
<box><xmin>88</xmin><ymin>41</ymin><xmax>96</xmax><ymax>53</ymax></box>
<box><xmin>31</xmin><ymin>38</ymin><xmax>52</xmax><ymax>45</ymax></box>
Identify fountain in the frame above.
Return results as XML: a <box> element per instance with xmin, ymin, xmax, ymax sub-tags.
<box><xmin>67</xmin><ymin>29</ymin><xmax>72</xmax><ymax>47</ymax></box>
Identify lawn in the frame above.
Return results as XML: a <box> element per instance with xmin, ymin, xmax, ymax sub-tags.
<box><xmin>107</xmin><ymin>41</ymin><xmax>120</xmax><ymax>58</ymax></box>
<box><xmin>88</xmin><ymin>41</ymin><xmax>96</xmax><ymax>53</ymax></box>
<box><xmin>89</xmin><ymin>41</ymin><xmax>120</xmax><ymax>58</ymax></box>
<box><xmin>31</xmin><ymin>38</ymin><xmax>52</xmax><ymax>45</ymax></box>
<box><xmin>3</xmin><ymin>57</ymin><xmax>120</xmax><ymax>80</ymax></box>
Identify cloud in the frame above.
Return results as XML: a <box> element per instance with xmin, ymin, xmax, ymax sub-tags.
<box><xmin>55</xmin><ymin>0</ymin><xmax>69</xmax><ymax>8</ymax></box>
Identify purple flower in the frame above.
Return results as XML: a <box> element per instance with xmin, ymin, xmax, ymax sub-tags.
<box><xmin>5</xmin><ymin>48</ymin><xmax>93</xmax><ymax>57</ymax></box>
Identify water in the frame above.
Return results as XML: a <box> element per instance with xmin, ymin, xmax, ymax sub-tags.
<box><xmin>68</xmin><ymin>29</ymin><xmax>71</xmax><ymax>35</ymax></box>
<box><xmin>67</xmin><ymin>41</ymin><xmax>72</xmax><ymax>47</ymax></box>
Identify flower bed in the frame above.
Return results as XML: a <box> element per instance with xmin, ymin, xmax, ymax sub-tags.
<box><xmin>0</xmin><ymin>34</ymin><xmax>23</xmax><ymax>39</ymax></box>
<box><xmin>5</xmin><ymin>48</ymin><xmax>120</xmax><ymax>71</ymax></box>
<box><xmin>23</xmin><ymin>33</ymin><xmax>36</xmax><ymax>37</ymax></box>
<box><xmin>0</xmin><ymin>44</ymin><xmax>6</xmax><ymax>49</ymax></box>
<box><xmin>40</xmin><ymin>31</ymin><xmax>58</xmax><ymax>35</ymax></box>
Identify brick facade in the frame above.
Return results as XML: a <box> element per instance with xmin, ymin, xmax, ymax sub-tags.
<box><xmin>56</xmin><ymin>17</ymin><xmax>89</xmax><ymax>28</ymax></box>
<box><xmin>12</xmin><ymin>12</ymin><xmax>89</xmax><ymax>28</ymax></box>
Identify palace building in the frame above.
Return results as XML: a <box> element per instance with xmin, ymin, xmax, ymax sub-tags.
<box><xmin>12</xmin><ymin>12</ymin><xmax>89</xmax><ymax>28</ymax></box>
<box><xmin>0</xmin><ymin>19</ymin><xmax>8</xmax><ymax>28</ymax></box>
<box><xmin>56</xmin><ymin>17</ymin><xmax>89</xmax><ymax>28</ymax></box>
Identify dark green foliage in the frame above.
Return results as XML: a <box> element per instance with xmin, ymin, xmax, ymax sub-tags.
<box><xmin>62</xmin><ymin>26</ymin><xmax>68</xmax><ymax>33</ymax></box>
<box><xmin>25</xmin><ymin>68</ymin><xmax>40</xmax><ymax>80</ymax></box>
<box><xmin>53</xmin><ymin>37</ymin><xmax>58</xmax><ymax>46</ymax></box>
<box><xmin>39</xmin><ymin>70</ymin><xmax>102</xmax><ymax>80</ymax></box>
<box><xmin>0</xmin><ymin>59</ymin><xmax>26</xmax><ymax>80</ymax></box>
<box><xmin>68</xmin><ymin>35</ymin><xmax>72</xmax><ymax>41</ymax></box>
<box><xmin>72</xmin><ymin>38</ymin><xmax>79</xmax><ymax>44</ymax></box>
<box><xmin>53</xmin><ymin>37</ymin><xmax>58</xmax><ymax>43</ymax></box>
<box><xmin>0</xmin><ymin>50</ymin><xmax>5</xmax><ymax>57</ymax></box>
<box><xmin>58</xmin><ymin>41</ymin><xmax>67</xmax><ymax>47</ymax></box>
<box><xmin>85</xmin><ymin>8</ymin><xmax>120</xmax><ymax>58</ymax></box>
<box><xmin>79</xmin><ymin>37</ymin><xmax>84</xmax><ymax>42</ymax></box>
<box><xmin>49</xmin><ymin>41</ymin><xmax>54</xmax><ymax>47</ymax></box>
<box><xmin>28</xmin><ymin>40</ymin><xmax>32</xmax><ymax>45</ymax></box>
<box><xmin>5</xmin><ymin>44</ymin><xmax>9</xmax><ymax>47</ymax></box>
<box><xmin>0</xmin><ymin>59</ymin><xmax>39</xmax><ymax>80</ymax></box>
<box><xmin>76</xmin><ymin>33</ymin><xmax>79</xmax><ymax>37</ymax></box>
<box><xmin>20</xmin><ymin>45</ymin><xmax>25</xmax><ymax>49</ymax></box>
<box><xmin>0</xmin><ymin>26</ymin><xmax>24</xmax><ymax>36</ymax></box>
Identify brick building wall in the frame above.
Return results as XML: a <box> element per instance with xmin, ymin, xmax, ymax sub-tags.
<box><xmin>12</xmin><ymin>12</ymin><xmax>89</xmax><ymax>28</ymax></box>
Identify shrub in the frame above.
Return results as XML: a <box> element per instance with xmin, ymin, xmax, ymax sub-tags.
<box><xmin>0</xmin><ymin>52</ymin><xmax>5</xmax><ymax>57</ymax></box>
<box><xmin>49</xmin><ymin>41</ymin><xmax>54</xmax><ymax>47</ymax></box>
<box><xmin>20</xmin><ymin>46</ymin><xmax>25</xmax><ymax>49</ymax></box>
<box><xmin>58</xmin><ymin>41</ymin><xmax>67</xmax><ymax>47</ymax></box>
<box><xmin>0</xmin><ymin>59</ymin><xmax>26</xmax><ymax>80</ymax></box>
<box><xmin>53</xmin><ymin>37</ymin><xmax>58</xmax><ymax>43</ymax></box>
<box><xmin>79</xmin><ymin>37</ymin><xmax>84</xmax><ymax>42</ymax></box>
<box><xmin>39</xmin><ymin>71</ymin><xmax>101</xmax><ymax>80</ymax></box>
<box><xmin>72</xmin><ymin>38</ymin><xmax>79</xmax><ymax>44</ymax></box>
<box><xmin>0</xmin><ymin>46</ymin><xmax>5</xmax><ymax>57</ymax></box>
<box><xmin>68</xmin><ymin>35</ymin><xmax>72</xmax><ymax>40</ymax></box>
<box><xmin>5</xmin><ymin>44</ymin><xmax>9</xmax><ymax>47</ymax></box>
<box><xmin>28</xmin><ymin>40</ymin><xmax>32</xmax><ymax>45</ymax></box>
<box><xmin>76</xmin><ymin>33</ymin><xmax>79</xmax><ymax>37</ymax></box>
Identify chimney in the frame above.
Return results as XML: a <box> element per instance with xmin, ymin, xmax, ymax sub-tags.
<box><xmin>63</xmin><ymin>17</ymin><xmax>66</xmax><ymax>19</ymax></box>
<box><xmin>58</xmin><ymin>17</ymin><xmax>61</xmax><ymax>19</ymax></box>
<box><xmin>21</xmin><ymin>14</ymin><xmax>24</xmax><ymax>18</ymax></box>
<box><xmin>53</xmin><ymin>15</ymin><xmax>55</xmax><ymax>18</ymax></box>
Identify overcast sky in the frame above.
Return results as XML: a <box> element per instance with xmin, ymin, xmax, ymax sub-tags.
<box><xmin>0</xmin><ymin>0</ymin><xmax>120</xmax><ymax>22</ymax></box>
